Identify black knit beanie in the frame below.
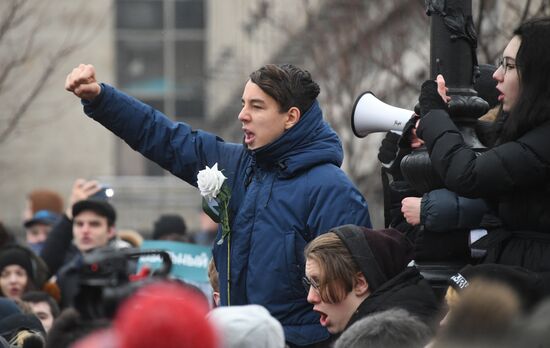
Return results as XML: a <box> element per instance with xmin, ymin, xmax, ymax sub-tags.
<box><xmin>332</xmin><ymin>225</ymin><xmax>413</xmax><ymax>292</ymax></box>
<box><xmin>0</xmin><ymin>247</ymin><xmax>33</xmax><ymax>279</ymax></box>
<box><xmin>152</xmin><ymin>215</ymin><xmax>187</xmax><ymax>240</ymax></box>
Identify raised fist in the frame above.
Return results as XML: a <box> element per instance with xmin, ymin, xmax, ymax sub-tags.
<box><xmin>65</xmin><ymin>64</ymin><xmax>101</xmax><ymax>101</ymax></box>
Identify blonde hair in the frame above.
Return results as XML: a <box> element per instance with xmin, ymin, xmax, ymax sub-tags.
<box><xmin>434</xmin><ymin>279</ymin><xmax>521</xmax><ymax>347</ymax></box>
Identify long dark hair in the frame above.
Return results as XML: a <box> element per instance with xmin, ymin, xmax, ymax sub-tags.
<box><xmin>498</xmin><ymin>17</ymin><xmax>550</xmax><ymax>143</ymax></box>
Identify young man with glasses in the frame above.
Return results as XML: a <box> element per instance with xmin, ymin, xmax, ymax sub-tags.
<box><xmin>304</xmin><ymin>224</ymin><xmax>439</xmax><ymax>337</ymax></box>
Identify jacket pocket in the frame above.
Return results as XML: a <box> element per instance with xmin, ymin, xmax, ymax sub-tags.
<box><xmin>284</xmin><ymin>230</ymin><xmax>307</xmax><ymax>299</ymax></box>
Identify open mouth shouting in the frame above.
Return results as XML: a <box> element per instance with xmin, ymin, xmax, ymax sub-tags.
<box><xmin>243</xmin><ymin>128</ymin><xmax>255</xmax><ymax>146</ymax></box>
<box><xmin>314</xmin><ymin>308</ymin><xmax>329</xmax><ymax>327</ymax></box>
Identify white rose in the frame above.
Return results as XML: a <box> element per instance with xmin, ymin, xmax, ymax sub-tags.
<box><xmin>197</xmin><ymin>163</ymin><xmax>227</xmax><ymax>201</ymax></box>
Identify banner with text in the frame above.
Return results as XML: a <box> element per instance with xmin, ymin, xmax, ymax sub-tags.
<box><xmin>138</xmin><ymin>240</ymin><xmax>211</xmax><ymax>283</ymax></box>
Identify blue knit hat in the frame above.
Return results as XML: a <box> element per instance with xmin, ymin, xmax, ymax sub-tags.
<box><xmin>23</xmin><ymin>210</ymin><xmax>60</xmax><ymax>228</ymax></box>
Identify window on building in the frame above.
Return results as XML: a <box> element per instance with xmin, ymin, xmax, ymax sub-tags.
<box><xmin>115</xmin><ymin>0</ymin><xmax>205</xmax><ymax>176</ymax></box>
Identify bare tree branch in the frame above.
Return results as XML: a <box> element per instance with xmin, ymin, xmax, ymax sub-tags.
<box><xmin>521</xmin><ymin>0</ymin><xmax>532</xmax><ymax>22</ymax></box>
<box><xmin>0</xmin><ymin>0</ymin><xmax>29</xmax><ymax>43</ymax></box>
<box><xmin>0</xmin><ymin>58</ymin><xmax>57</xmax><ymax>144</ymax></box>
<box><xmin>0</xmin><ymin>0</ymin><xmax>111</xmax><ymax>145</ymax></box>
<box><xmin>0</xmin><ymin>18</ymin><xmax>41</xmax><ymax>95</ymax></box>
<box><xmin>227</xmin><ymin>0</ymin><xmax>550</xmax><ymax>219</ymax></box>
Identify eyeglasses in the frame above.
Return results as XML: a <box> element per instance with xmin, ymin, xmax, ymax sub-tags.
<box><xmin>302</xmin><ymin>276</ymin><xmax>321</xmax><ymax>294</ymax></box>
<box><xmin>497</xmin><ymin>57</ymin><xmax>519</xmax><ymax>74</ymax></box>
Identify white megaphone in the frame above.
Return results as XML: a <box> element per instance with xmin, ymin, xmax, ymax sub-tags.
<box><xmin>351</xmin><ymin>91</ymin><xmax>415</xmax><ymax>138</ymax></box>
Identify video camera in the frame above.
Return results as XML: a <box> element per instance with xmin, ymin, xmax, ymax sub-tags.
<box><xmin>74</xmin><ymin>246</ymin><xmax>172</xmax><ymax>320</ymax></box>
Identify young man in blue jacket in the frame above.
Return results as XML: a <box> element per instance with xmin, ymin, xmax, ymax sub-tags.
<box><xmin>65</xmin><ymin>63</ymin><xmax>372</xmax><ymax>347</ymax></box>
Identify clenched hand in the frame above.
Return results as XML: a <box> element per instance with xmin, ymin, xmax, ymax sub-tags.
<box><xmin>65</xmin><ymin>64</ymin><xmax>101</xmax><ymax>101</ymax></box>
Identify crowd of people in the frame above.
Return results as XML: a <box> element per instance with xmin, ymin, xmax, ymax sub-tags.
<box><xmin>1</xmin><ymin>15</ymin><xmax>550</xmax><ymax>348</ymax></box>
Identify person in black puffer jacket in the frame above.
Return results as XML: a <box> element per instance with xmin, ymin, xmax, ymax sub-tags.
<box><xmin>416</xmin><ymin>18</ymin><xmax>550</xmax><ymax>291</ymax></box>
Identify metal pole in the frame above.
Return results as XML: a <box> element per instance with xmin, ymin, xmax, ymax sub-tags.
<box><xmin>401</xmin><ymin>0</ymin><xmax>488</xmax><ymax>194</ymax></box>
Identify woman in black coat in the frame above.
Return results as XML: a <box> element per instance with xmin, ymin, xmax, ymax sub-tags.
<box><xmin>416</xmin><ymin>18</ymin><xmax>550</xmax><ymax>277</ymax></box>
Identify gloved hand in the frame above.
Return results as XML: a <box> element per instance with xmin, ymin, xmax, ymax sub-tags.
<box><xmin>419</xmin><ymin>79</ymin><xmax>449</xmax><ymax>117</ymax></box>
<box><xmin>377</xmin><ymin>131</ymin><xmax>401</xmax><ymax>166</ymax></box>
<box><xmin>398</xmin><ymin>114</ymin><xmax>420</xmax><ymax>149</ymax></box>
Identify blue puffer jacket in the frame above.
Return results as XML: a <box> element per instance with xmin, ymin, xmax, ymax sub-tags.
<box><xmin>83</xmin><ymin>84</ymin><xmax>372</xmax><ymax>346</ymax></box>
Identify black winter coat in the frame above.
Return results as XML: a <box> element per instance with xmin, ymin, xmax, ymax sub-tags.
<box><xmin>418</xmin><ymin>110</ymin><xmax>550</xmax><ymax>272</ymax></box>
<box><xmin>40</xmin><ymin>215</ymin><xmax>82</xmax><ymax>308</ymax></box>
<box><xmin>346</xmin><ymin>267</ymin><xmax>440</xmax><ymax>330</ymax></box>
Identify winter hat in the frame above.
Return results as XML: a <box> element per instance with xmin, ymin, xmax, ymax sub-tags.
<box><xmin>208</xmin><ymin>305</ymin><xmax>285</xmax><ymax>348</ymax></box>
<box><xmin>152</xmin><ymin>214</ymin><xmax>187</xmax><ymax>240</ymax></box>
<box><xmin>23</xmin><ymin>210</ymin><xmax>60</xmax><ymax>228</ymax></box>
<box><xmin>332</xmin><ymin>225</ymin><xmax>413</xmax><ymax>292</ymax></box>
<box><xmin>0</xmin><ymin>298</ymin><xmax>21</xmax><ymax>319</ymax></box>
<box><xmin>448</xmin><ymin>263</ymin><xmax>544</xmax><ymax>311</ymax></box>
<box><xmin>27</xmin><ymin>190</ymin><xmax>64</xmax><ymax>215</ymax></box>
<box><xmin>73</xmin><ymin>199</ymin><xmax>116</xmax><ymax>225</ymax></box>
<box><xmin>0</xmin><ymin>246</ymin><xmax>33</xmax><ymax>278</ymax></box>
<box><xmin>0</xmin><ymin>313</ymin><xmax>45</xmax><ymax>341</ymax></box>
<box><xmin>474</xmin><ymin>64</ymin><xmax>499</xmax><ymax>109</ymax></box>
<box><xmin>113</xmin><ymin>281</ymin><xmax>217</xmax><ymax>348</ymax></box>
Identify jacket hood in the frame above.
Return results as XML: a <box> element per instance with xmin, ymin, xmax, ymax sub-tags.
<box><xmin>331</xmin><ymin>225</ymin><xmax>413</xmax><ymax>292</ymax></box>
<box><xmin>251</xmin><ymin>101</ymin><xmax>343</xmax><ymax>178</ymax></box>
<box><xmin>208</xmin><ymin>305</ymin><xmax>285</xmax><ymax>348</ymax></box>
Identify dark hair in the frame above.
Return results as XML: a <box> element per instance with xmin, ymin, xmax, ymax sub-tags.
<box><xmin>0</xmin><ymin>222</ymin><xmax>15</xmax><ymax>249</ymax></box>
<box><xmin>152</xmin><ymin>214</ymin><xmax>188</xmax><ymax>241</ymax></box>
<box><xmin>249</xmin><ymin>64</ymin><xmax>320</xmax><ymax>116</ymax></box>
<box><xmin>21</xmin><ymin>291</ymin><xmax>60</xmax><ymax>318</ymax></box>
<box><xmin>499</xmin><ymin>17</ymin><xmax>550</xmax><ymax>142</ymax></box>
<box><xmin>45</xmin><ymin>308</ymin><xmax>110</xmax><ymax>348</ymax></box>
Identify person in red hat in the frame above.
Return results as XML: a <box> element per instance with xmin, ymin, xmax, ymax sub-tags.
<box><xmin>73</xmin><ymin>281</ymin><xmax>218</xmax><ymax>348</ymax></box>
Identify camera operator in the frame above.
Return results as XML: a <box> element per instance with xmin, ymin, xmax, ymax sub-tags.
<box><xmin>40</xmin><ymin>179</ymin><xmax>125</xmax><ymax>308</ymax></box>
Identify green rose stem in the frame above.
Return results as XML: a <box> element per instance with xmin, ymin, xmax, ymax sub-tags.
<box><xmin>198</xmin><ymin>164</ymin><xmax>231</xmax><ymax>306</ymax></box>
<box><xmin>218</xmin><ymin>187</ymin><xmax>231</xmax><ymax>305</ymax></box>
<box><xmin>227</xmin><ymin>229</ymin><xmax>231</xmax><ymax>306</ymax></box>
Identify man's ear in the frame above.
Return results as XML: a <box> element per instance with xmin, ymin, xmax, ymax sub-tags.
<box><xmin>108</xmin><ymin>226</ymin><xmax>117</xmax><ymax>240</ymax></box>
<box><xmin>284</xmin><ymin>107</ymin><xmax>301</xmax><ymax>130</ymax></box>
<box><xmin>354</xmin><ymin>273</ymin><xmax>370</xmax><ymax>297</ymax></box>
